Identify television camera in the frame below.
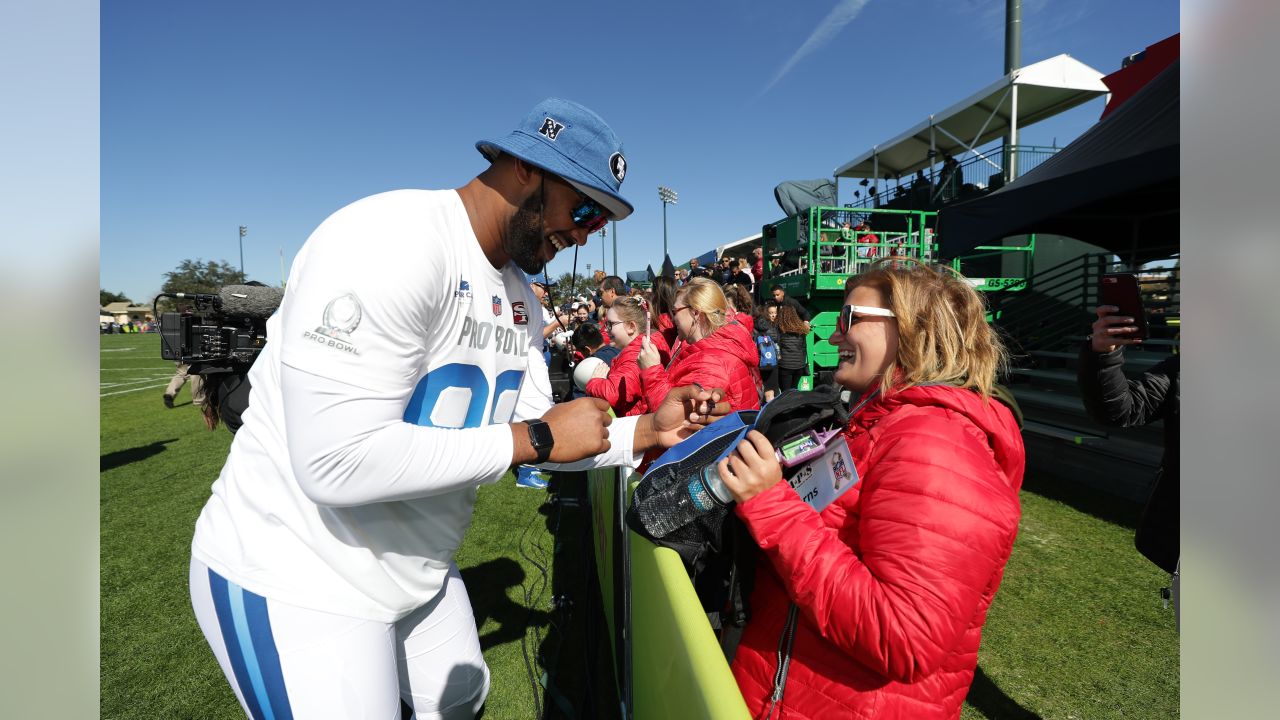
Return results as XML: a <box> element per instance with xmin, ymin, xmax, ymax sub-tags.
<box><xmin>155</xmin><ymin>284</ymin><xmax>283</xmax><ymax>367</ymax></box>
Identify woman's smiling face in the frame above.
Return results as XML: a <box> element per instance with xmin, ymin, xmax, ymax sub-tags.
<box><xmin>829</xmin><ymin>284</ymin><xmax>899</xmax><ymax>393</ymax></box>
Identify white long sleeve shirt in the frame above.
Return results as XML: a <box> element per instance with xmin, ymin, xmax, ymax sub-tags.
<box><xmin>192</xmin><ymin>190</ymin><xmax>640</xmax><ymax>622</ymax></box>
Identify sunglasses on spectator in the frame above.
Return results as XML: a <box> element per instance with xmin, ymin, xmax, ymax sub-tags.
<box><xmin>837</xmin><ymin>304</ymin><xmax>895</xmax><ymax>334</ymax></box>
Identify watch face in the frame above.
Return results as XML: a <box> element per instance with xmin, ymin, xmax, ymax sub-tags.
<box><xmin>529</xmin><ymin>421</ymin><xmax>555</xmax><ymax>449</ymax></box>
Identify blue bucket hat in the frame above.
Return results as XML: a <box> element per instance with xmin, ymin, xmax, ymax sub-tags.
<box><xmin>476</xmin><ymin>98</ymin><xmax>633</xmax><ymax>220</ymax></box>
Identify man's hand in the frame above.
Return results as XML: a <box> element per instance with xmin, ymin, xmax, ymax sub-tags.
<box><xmin>637</xmin><ymin>335</ymin><xmax>661</xmax><ymax>370</ymax></box>
<box><xmin>646</xmin><ymin>384</ymin><xmax>731</xmax><ymax>449</ymax></box>
<box><xmin>717</xmin><ymin>430</ymin><xmax>783</xmax><ymax>504</ymax></box>
<box><xmin>515</xmin><ymin>397</ymin><xmax>612</xmax><ymax>464</ymax></box>
<box><xmin>1090</xmin><ymin>305</ymin><xmax>1144</xmax><ymax>353</ymax></box>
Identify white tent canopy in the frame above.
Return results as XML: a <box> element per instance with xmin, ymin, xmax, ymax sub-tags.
<box><xmin>717</xmin><ymin>232</ymin><xmax>761</xmax><ymax>260</ymax></box>
<box><xmin>833</xmin><ymin>54</ymin><xmax>1108</xmax><ymax>182</ymax></box>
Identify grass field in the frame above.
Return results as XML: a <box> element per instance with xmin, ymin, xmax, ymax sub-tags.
<box><xmin>101</xmin><ymin>331</ymin><xmax>1178</xmax><ymax>719</ymax></box>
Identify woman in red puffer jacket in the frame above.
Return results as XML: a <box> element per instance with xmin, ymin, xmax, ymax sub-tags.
<box><xmin>584</xmin><ymin>296</ymin><xmax>671</xmax><ymax>416</ymax></box>
<box><xmin>716</xmin><ymin>260</ymin><xmax>1025</xmax><ymax>720</ymax></box>
<box><xmin>637</xmin><ymin>277</ymin><xmax>760</xmax><ymax>414</ymax></box>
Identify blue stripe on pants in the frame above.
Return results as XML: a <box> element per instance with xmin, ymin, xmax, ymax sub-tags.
<box><xmin>208</xmin><ymin>569</ymin><xmax>294</xmax><ymax>720</ymax></box>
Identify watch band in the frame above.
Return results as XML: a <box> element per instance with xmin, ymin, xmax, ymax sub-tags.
<box><xmin>526</xmin><ymin>419</ymin><xmax>554</xmax><ymax>464</ymax></box>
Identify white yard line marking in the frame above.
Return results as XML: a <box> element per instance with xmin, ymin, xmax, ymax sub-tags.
<box><xmin>100</xmin><ymin>383</ymin><xmax>171</xmax><ymax>398</ymax></box>
<box><xmin>100</xmin><ymin>377</ymin><xmax>172</xmax><ymax>389</ymax></box>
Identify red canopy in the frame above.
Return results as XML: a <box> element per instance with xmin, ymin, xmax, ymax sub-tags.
<box><xmin>1100</xmin><ymin>34</ymin><xmax>1179</xmax><ymax>119</ymax></box>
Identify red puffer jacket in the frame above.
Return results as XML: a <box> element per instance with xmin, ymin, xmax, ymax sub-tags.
<box><xmin>584</xmin><ymin>333</ymin><xmax>671</xmax><ymax>417</ymax></box>
<box><xmin>655</xmin><ymin>313</ymin><xmax>678</xmax><ymax>352</ymax></box>
<box><xmin>640</xmin><ymin>320</ymin><xmax>761</xmax><ymax>413</ymax></box>
<box><xmin>731</xmin><ymin>384</ymin><xmax>1024</xmax><ymax>720</ymax></box>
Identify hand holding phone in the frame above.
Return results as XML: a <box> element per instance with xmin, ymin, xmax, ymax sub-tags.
<box><xmin>1093</xmin><ymin>273</ymin><xmax>1149</xmax><ymax>352</ymax></box>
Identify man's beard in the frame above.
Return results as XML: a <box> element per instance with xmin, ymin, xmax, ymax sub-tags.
<box><xmin>504</xmin><ymin>190</ymin><xmax>546</xmax><ymax>275</ymax></box>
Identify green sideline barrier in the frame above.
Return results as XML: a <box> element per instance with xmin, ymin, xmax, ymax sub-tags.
<box><xmin>588</xmin><ymin>466</ymin><xmax>749</xmax><ymax>719</ymax></box>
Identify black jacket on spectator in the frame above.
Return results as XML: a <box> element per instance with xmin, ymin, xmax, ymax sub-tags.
<box><xmin>777</xmin><ymin>331</ymin><xmax>808</xmax><ymax>371</ymax></box>
<box><xmin>729</xmin><ymin>269</ymin><xmax>754</xmax><ymax>294</ymax></box>
<box><xmin>1077</xmin><ymin>345</ymin><xmax>1179</xmax><ymax>574</ymax></box>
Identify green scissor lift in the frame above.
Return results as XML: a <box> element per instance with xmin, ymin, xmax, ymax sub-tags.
<box><xmin>760</xmin><ymin>205</ymin><xmax>1034</xmax><ymax>389</ymax></box>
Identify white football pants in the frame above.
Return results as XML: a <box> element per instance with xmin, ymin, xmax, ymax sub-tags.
<box><xmin>190</xmin><ymin>557</ymin><xmax>489</xmax><ymax>719</ymax></box>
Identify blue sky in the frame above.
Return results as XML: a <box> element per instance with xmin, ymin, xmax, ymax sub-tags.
<box><xmin>101</xmin><ymin>0</ymin><xmax>1178</xmax><ymax>302</ymax></box>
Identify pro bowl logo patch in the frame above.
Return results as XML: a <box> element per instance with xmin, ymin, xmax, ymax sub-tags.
<box><xmin>491</xmin><ymin>295</ymin><xmax>503</xmax><ymax>316</ymax></box>
<box><xmin>609</xmin><ymin>152</ymin><xmax>627</xmax><ymax>184</ymax></box>
<box><xmin>455</xmin><ymin>279</ymin><xmax>473</xmax><ymax>302</ymax></box>
<box><xmin>301</xmin><ymin>292</ymin><xmax>362</xmax><ymax>355</ymax></box>
<box><xmin>512</xmin><ymin>301</ymin><xmax>528</xmax><ymax>325</ymax></box>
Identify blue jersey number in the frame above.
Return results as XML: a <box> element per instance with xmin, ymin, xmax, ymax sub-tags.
<box><xmin>404</xmin><ymin>364</ymin><xmax>524</xmax><ymax>428</ymax></box>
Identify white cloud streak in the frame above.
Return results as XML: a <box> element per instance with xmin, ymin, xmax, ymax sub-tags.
<box><xmin>758</xmin><ymin>0</ymin><xmax>873</xmax><ymax>98</ymax></box>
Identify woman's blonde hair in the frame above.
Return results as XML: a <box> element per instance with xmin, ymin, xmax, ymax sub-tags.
<box><xmin>676</xmin><ymin>277</ymin><xmax>728</xmax><ymax>335</ymax></box>
<box><xmin>846</xmin><ymin>258</ymin><xmax>1008</xmax><ymax>397</ymax></box>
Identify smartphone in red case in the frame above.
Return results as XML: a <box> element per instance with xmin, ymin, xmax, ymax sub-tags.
<box><xmin>1099</xmin><ymin>273</ymin><xmax>1149</xmax><ymax>340</ymax></box>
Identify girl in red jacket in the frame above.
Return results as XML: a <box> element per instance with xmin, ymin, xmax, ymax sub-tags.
<box><xmin>717</xmin><ymin>260</ymin><xmax>1025</xmax><ymax>720</ymax></box>
<box><xmin>584</xmin><ymin>296</ymin><xmax>671</xmax><ymax>417</ymax></box>
<box><xmin>637</xmin><ymin>277</ymin><xmax>761</xmax><ymax>414</ymax></box>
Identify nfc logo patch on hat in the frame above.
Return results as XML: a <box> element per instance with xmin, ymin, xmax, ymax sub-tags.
<box><xmin>610</xmin><ymin>152</ymin><xmax>627</xmax><ymax>184</ymax></box>
<box><xmin>538</xmin><ymin>117</ymin><xmax>565</xmax><ymax>141</ymax></box>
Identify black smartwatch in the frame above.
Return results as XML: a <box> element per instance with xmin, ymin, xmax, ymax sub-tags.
<box><xmin>525</xmin><ymin>419</ymin><xmax>555</xmax><ymax>464</ymax></box>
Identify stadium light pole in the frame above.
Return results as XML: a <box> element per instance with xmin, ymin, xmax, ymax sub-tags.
<box><xmin>611</xmin><ymin>220</ymin><xmax>618</xmax><ymax>275</ymax></box>
<box><xmin>238</xmin><ymin>225</ymin><xmax>247</xmax><ymax>278</ymax></box>
<box><xmin>658</xmin><ymin>185</ymin><xmax>678</xmax><ymax>263</ymax></box>
<box><xmin>598</xmin><ymin>225</ymin><xmax>607</xmax><ymax>272</ymax></box>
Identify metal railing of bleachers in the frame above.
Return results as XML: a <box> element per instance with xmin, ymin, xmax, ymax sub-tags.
<box><xmin>985</xmin><ymin>249</ymin><xmax>1180</xmax><ymax>356</ymax></box>
<box><xmin>850</xmin><ymin>143</ymin><xmax>1061</xmax><ymax>208</ymax></box>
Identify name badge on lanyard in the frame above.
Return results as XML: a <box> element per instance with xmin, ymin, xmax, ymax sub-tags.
<box><xmin>775</xmin><ymin>388</ymin><xmax>878</xmax><ymax>512</ymax></box>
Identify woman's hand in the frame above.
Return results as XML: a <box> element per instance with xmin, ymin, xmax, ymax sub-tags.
<box><xmin>637</xmin><ymin>335</ymin><xmax>660</xmax><ymax>369</ymax></box>
<box><xmin>717</xmin><ymin>430</ymin><xmax>784</xmax><ymax>503</ymax></box>
<box><xmin>591</xmin><ymin>362</ymin><xmax>610</xmax><ymax>380</ymax></box>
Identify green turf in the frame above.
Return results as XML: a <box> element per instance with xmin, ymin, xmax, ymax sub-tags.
<box><xmin>101</xmin><ymin>331</ymin><xmax>1177</xmax><ymax>719</ymax></box>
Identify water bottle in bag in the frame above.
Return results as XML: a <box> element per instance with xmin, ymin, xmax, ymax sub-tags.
<box><xmin>637</xmin><ymin>465</ymin><xmax>735</xmax><ymax>539</ymax></box>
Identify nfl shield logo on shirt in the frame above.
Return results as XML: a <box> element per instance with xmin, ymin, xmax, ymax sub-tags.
<box><xmin>491</xmin><ymin>295</ymin><xmax>502</xmax><ymax>316</ymax></box>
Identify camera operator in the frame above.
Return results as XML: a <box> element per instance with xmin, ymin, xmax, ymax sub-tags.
<box><xmin>157</xmin><ymin>281</ymin><xmax>282</xmax><ymax>434</ymax></box>
<box><xmin>163</xmin><ymin>306</ymin><xmax>207</xmax><ymax>411</ymax></box>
